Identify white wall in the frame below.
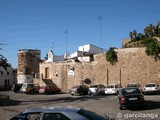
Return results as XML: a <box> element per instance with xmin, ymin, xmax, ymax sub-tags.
<box><xmin>0</xmin><ymin>66</ymin><xmax>15</xmax><ymax>89</ymax></box>
<box><xmin>78</xmin><ymin>44</ymin><xmax>103</xmax><ymax>54</ymax></box>
<box><xmin>17</xmin><ymin>75</ymin><xmax>33</xmax><ymax>84</ymax></box>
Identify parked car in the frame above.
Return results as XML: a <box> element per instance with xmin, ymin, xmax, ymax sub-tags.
<box><xmin>20</xmin><ymin>83</ymin><xmax>40</xmax><ymax>94</ymax></box>
<box><xmin>117</xmin><ymin>87</ymin><xmax>145</xmax><ymax>110</ymax></box>
<box><xmin>88</xmin><ymin>84</ymin><xmax>105</xmax><ymax>95</ymax></box>
<box><xmin>12</xmin><ymin>83</ymin><xmax>22</xmax><ymax>93</ymax></box>
<box><xmin>127</xmin><ymin>83</ymin><xmax>141</xmax><ymax>88</ymax></box>
<box><xmin>105</xmin><ymin>84</ymin><xmax>122</xmax><ymax>95</ymax></box>
<box><xmin>143</xmin><ymin>83</ymin><xmax>160</xmax><ymax>94</ymax></box>
<box><xmin>10</xmin><ymin>106</ymin><xmax>112</xmax><ymax>120</ymax></box>
<box><xmin>69</xmin><ymin>85</ymin><xmax>89</xmax><ymax>95</ymax></box>
<box><xmin>39</xmin><ymin>85</ymin><xmax>61</xmax><ymax>94</ymax></box>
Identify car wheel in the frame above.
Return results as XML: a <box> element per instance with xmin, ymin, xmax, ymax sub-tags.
<box><xmin>117</xmin><ymin>98</ymin><xmax>120</xmax><ymax>104</ymax></box>
<box><xmin>120</xmin><ymin>106</ymin><xmax>125</xmax><ymax>110</ymax></box>
<box><xmin>156</xmin><ymin>91</ymin><xmax>159</xmax><ymax>95</ymax></box>
<box><xmin>120</xmin><ymin>104</ymin><xmax>126</xmax><ymax>110</ymax></box>
<box><xmin>29</xmin><ymin>90</ymin><xmax>34</xmax><ymax>95</ymax></box>
<box><xmin>14</xmin><ymin>90</ymin><xmax>17</xmax><ymax>93</ymax></box>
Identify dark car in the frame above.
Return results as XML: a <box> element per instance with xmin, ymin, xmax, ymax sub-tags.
<box><xmin>127</xmin><ymin>83</ymin><xmax>141</xmax><ymax>88</ymax></box>
<box><xmin>12</xmin><ymin>84</ymin><xmax>22</xmax><ymax>93</ymax></box>
<box><xmin>10</xmin><ymin>106</ymin><xmax>111</xmax><ymax>120</ymax></box>
<box><xmin>39</xmin><ymin>85</ymin><xmax>61</xmax><ymax>94</ymax></box>
<box><xmin>69</xmin><ymin>85</ymin><xmax>89</xmax><ymax>95</ymax></box>
<box><xmin>117</xmin><ymin>87</ymin><xmax>145</xmax><ymax>110</ymax></box>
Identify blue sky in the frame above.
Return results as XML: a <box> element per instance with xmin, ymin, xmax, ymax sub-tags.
<box><xmin>0</xmin><ymin>0</ymin><xmax>160</xmax><ymax>68</ymax></box>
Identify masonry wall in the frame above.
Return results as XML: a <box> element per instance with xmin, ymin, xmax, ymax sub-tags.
<box><xmin>39</xmin><ymin>48</ymin><xmax>160</xmax><ymax>92</ymax></box>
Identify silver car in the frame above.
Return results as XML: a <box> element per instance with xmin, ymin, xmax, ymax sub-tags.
<box><xmin>88</xmin><ymin>84</ymin><xmax>105</xmax><ymax>95</ymax></box>
<box><xmin>10</xmin><ymin>106</ymin><xmax>111</xmax><ymax>120</ymax></box>
<box><xmin>105</xmin><ymin>84</ymin><xmax>122</xmax><ymax>95</ymax></box>
<box><xmin>143</xmin><ymin>83</ymin><xmax>160</xmax><ymax>94</ymax></box>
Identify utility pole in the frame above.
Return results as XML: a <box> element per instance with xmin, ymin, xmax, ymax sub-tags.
<box><xmin>97</xmin><ymin>16</ymin><xmax>103</xmax><ymax>48</ymax></box>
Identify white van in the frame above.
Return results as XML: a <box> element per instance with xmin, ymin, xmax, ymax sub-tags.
<box><xmin>105</xmin><ymin>84</ymin><xmax>122</xmax><ymax>95</ymax></box>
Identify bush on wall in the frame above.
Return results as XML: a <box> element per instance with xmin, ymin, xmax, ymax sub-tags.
<box><xmin>106</xmin><ymin>47</ymin><xmax>118</xmax><ymax>65</ymax></box>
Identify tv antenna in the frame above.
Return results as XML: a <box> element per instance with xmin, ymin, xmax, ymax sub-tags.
<box><xmin>50</xmin><ymin>42</ymin><xmax>54</xmax><ymax>52</ymax></box>
<box><xmin>65</xmin><ymin>30</ymin><xmax>68</xmax><ymax>55</ymax></box>
<box><xmin>0</xmin><ymin>43</ymin><xmax>7</xmax><ymax>53</ymax></box>
<box><xmin>97</xmin><ymin>16</ymin><xmax>103</xmax><ymax>48</ymax></box>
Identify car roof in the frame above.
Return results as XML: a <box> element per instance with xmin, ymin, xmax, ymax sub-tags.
<box><xmin>90</xmin><ymin>84</ymin><xmax>104</xmax><ymax>86</ymax></box>
<box><xmin>145</xmin><ymin>83</ymin><xmax>157</xmax><ymax>85</ymax></box>
<box><xmin>107</xmin><ymin>84</ymin><xmax>120</xmax><ymax>86</ymax></box>
<box><xmin>121</xmin><ymin>87</ymin><xmax>140</xmax><ymax>91</ymax></box>
<box><xmin>21</xmin><ymin>107</ymin><xmax>90</xmax><ymax>120</ymax></box>
<box><xmin>128</xmin><ymin>83</ymin><xmax>139</xmax><ymax>85</ymax></box>
<box><xmin>23</xmin><ymin>106</ymin><xmax>80</xmax><ymax>114</ymax></box>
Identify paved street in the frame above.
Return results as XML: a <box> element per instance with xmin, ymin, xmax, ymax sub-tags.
<box><xmin>0</xmin><ymin>91</ymin><xmax>160</xmax><ymax>120</ymax></box>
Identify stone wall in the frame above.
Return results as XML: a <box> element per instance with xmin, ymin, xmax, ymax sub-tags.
<box><xmin>39</xmin><ymin>47</ymin><xmax>160</xmax><ymax>92</ymax></box>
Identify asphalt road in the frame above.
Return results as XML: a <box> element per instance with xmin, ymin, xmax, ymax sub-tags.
<box><xmin>0</xmin><ymin>91</ymin><xmax>160</xmax><ymax>120</ymax></box>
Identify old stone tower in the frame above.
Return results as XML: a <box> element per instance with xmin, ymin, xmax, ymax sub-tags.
<box><xmin>17</xmin><ymin>49</ymin><xmax>41</xmax><ymax>84</ymax></box>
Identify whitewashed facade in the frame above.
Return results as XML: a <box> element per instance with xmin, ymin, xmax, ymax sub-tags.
<box><xmin>70</xmin><ymin>44</ymin><xmax>103</xmax><ymax>62</ymax></box>
<box><xmin>0</xmin><ymin>66</ymin><xmax>16</xmax><ymax>90</ymax></box>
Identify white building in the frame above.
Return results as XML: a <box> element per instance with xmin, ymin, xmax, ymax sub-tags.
<box><xmin>70</xmin><ymin>44</ymin><xmax>103</xmax><ymax>62</ymax></box>
<box><xmin>0</xmin><ymin>66</ymin><xmax>16</xmax><ymax>90</ymax></box>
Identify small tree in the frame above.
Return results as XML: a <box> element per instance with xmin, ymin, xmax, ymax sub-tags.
<box><xmin>0</xmin><ymin>55</ymin><xmax>11</xmax><ymax>70</ymax></box>
<box><xmin>133</xmin><ymin>30</ymin><xmax>137</xmax><ymax>40</ymax></box>
<box><xmin>44</xmin><ymin>53</ymin><xmax>48</xmax><ymax>60</ymax></box>
<box><xmin>106</xmin><ymin>47</ymin><xmax>118</xmax><ymax>65</ymax></box>
<box><xmin>129</xmin><ymin>31</ymin><xmax>133</xmax><ymax>41</ymax></box>
<box><xmin>137</xmin><ymin>33</ymin><xmax>144</xmax><ymax>40</ymax></box>
<box><xmin>141</xmin><ymin>38</ymin><xmax>160</xmax><ymax>61</ymax></box>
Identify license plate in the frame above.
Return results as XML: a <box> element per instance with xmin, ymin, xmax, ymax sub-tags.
<box><xmin>129</xmin><ymin>98</ymin><xmax>137</xmax><ymax>100</ymax></box>
<box><xmin>108</xmin><ymin>89</ymin><xmax>112</xmax><ymax>91</ymax></box>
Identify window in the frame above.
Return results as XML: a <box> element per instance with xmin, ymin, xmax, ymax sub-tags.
<box><xmin>0</xmin><ymin>71</ymin><xmax>3</xmax><ymax>75</ymax></box>
<box><xmin>44</xmin><ymin>113</ymin><xmax>70</xmax><ymax>120</ymax></box>
<box><xmin>7</xmin><ymin>71</ymin><xmax>9</xmax><ymax>75</ymax></box>
<box><xmin>26</xmin><ymin>113</ymin><xmax>41</xmax><ymax>120</ymax></box>
<box><xmin>78</xmin><ymin>109</ymin><xmax>106</xmax><ymax>120</ymax></box>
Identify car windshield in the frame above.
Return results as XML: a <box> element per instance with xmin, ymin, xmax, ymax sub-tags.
<box><xmin>28</xmin><ymin>84</ymin><xmax>34</xmax><ymax>87</ymax></box>
<box><xmin>78</xmin><ymin>109</ymin><xmax>107</xmax><ymax>120</ymax></box>
<box><xmin>106</xmin><ymin>85</ymin><xmax>114</xmax><ymax>88</ymax></box>
<box><xmin>128</xmin><ymin>84</ymin><xmax>138</xmax><ymax>87</ymax></box>
<box><xmin>145</xmin><ymin>84</ymin><xmax>156</xmax><ymax>87</ymax></box>
<box><xmin>90</xmin><ymin>85</ymin><xmax>98</xmax><ymax>88</ymax></box>
<box><xmin>72</xmin><ymin>86</ymin><xmax>79</xmax><ymax>89</ymax></box>
<box><xmin>122</xmin><ymin>88</ymin><xmax>141</xmax><ymax>95</ymax></box>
